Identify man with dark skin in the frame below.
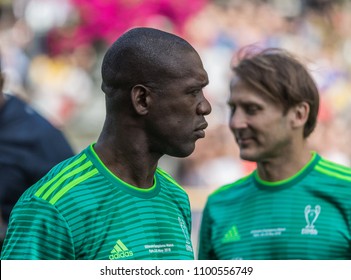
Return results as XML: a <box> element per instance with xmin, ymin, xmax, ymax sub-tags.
<box><xmin>2</xmin><ymin>27</ymin><xmax>211</xmax><ymax>260</ymax></box>
<box><xmin>95</xmin><ymin>27</ymin><xmax>211</xmax><ymax>188</ymax></box>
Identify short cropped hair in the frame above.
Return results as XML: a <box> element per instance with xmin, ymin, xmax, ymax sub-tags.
<box><xmin>231</xmin><ymin>47</ymin><xmax>319</xmax><ymax>138</ymax></box>
<box><xmin>101</xmin><ymin>27</ymin><xmax>196</xmax><ymax>96</ymax></box>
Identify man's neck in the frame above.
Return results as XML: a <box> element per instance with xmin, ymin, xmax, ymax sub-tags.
<box><xmin>256</xmin><ymin>146</ymin><xmax>312</xmax><ymax>182</ymax></box>
<box><xmin>94</xmin><ymin>134</ymin><xmax>161</xmax><ymax>189</ymax></box>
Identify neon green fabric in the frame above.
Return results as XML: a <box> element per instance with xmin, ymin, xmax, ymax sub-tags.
<box><xmin>1</xmin><ymin>144</ymin><xmax>193</xmax><ymax>260</ymax></box>
<box><xmin>198</xmin><ymin>153</ymin><xmax>351</xmax><ymax>260</ymax></box>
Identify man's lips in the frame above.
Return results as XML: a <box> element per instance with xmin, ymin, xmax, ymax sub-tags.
<box><xmin>236</xmin><ymin>137</ymin><xmax>254</xmax><ymax>146</ymax></box>
<box><xmin>194</xmin><ymin>122</ymin><xmax>208</xmax><ymax>138</ymax></box>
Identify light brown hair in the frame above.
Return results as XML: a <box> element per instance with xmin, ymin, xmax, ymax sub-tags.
<box><xmin>231</xmin><ymin>47</ymin><xmax>319</xmax><ymax>138</ymax></box>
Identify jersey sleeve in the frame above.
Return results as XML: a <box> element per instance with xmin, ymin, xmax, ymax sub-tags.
<box><xmin>1</xmin><ymin>197</ymin><xmax>74</xmax><ymax>259</ymax></box>
<box><xmin>198</xmin><ymin>201</ymin><xmax>215</xmax><ymax>260</ymax></box>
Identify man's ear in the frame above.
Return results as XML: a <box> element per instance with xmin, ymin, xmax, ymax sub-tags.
<box><xmin>291</xmin><ymin>101</ymin><xmax>310</xmax><ymax>129</ymax></box>
<box><xmin>131</xmin><ymin>85</ymin><xmax>150</xmax><ymax>115</ymax></box>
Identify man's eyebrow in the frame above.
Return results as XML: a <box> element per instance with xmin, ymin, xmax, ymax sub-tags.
<box><xmin>188</xmin><ymin>80</ymin><xmax>208</xmax><ymax>89</ymax></box>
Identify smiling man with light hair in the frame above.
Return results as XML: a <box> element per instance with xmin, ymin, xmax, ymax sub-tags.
<box><xmin>199</xmin><ymin>47</ymin><xmax>351</xmax><ymax>260</ymax></box>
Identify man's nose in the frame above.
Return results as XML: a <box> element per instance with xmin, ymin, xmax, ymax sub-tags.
<box><xmin>229</xmin><ymin>109</ymin><xmax>248</xmax><ymax>130</ymax></box>
<box><xmin>197</xmin><ymin>96</ymin><xmax>212</xmax><ymax>116</ymax></box>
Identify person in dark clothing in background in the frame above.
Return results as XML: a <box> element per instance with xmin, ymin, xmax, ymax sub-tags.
<box><xmin>0</xmin><ymin>57</ymin><xmax>75</xmax><ymax>249</ymax></box>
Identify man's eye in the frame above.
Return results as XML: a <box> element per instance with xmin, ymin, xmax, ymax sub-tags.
<box><xmin>229</xmin><ymin>105</ymin><xmax>236</xmax><ymax>115</ymax></box>
<box><xmin>246</xmin><ymin>105</ymin><xmax>259</xmax><ymax>114</ymax></box>
<box><xmin>189</xmin><ymin>89</ymin><xmax>201</xmax><ymax>96</ymax></box>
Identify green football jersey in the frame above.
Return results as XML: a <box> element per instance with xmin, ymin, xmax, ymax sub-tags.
<box><xmin>1</xmin><ymin>144</ymin><xmax>194</xmax><ymax>260</ymax></box>
<box><xmin>198</xmin><ymin>152</ymin><xmax>351</xmax><ymax>260</ymax></box>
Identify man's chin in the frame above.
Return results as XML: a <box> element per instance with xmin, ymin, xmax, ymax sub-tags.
<box><xmin>168</xmin><ymin>144</ymin><xmax>196</xmax><ymax>158</ymax></box>
<box><xmin>239</xmin><ymin>151</ymin><xmax>258</xmax><ymax>162</ymax></box>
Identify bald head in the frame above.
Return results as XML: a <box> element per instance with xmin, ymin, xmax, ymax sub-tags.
<box><xmin>101</xmin><ymin>27</ymin><xmax>198</xmax><ymax>96</ymax></box>
<box><xmin>96</xmin><ymin>27</ymin><xmax>210</xmax><ymax>160</ymax></box>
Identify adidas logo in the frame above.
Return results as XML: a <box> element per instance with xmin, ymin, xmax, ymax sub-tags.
<box><xmin>109</xmin><ymin>239</ymin><xmax>134</xmax><ymax>260</ymax></box>
<box><xmin>222</xmin><ymin>225</ymin><xmax>241</xmax><ymax>243</ymax></box>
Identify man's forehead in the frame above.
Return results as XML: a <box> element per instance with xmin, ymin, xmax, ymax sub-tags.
<box><xmin>230</xmin><ymin>75</ymin><xmax>245</xmax><ymax>89</ymax></box>
<box><xmin>182</xmin><ymin>68</ymin><xmax>209</xmax><ymax>86</ymax></box>
<box><xmin>229</xmin><ymin>79</ymin><xmax>273</xmax><ymax>104</ymax></box>
<box><xmin>170</xmin><ymin>57</ymin><xmax>208</xmax><ymax>82</ymax></box>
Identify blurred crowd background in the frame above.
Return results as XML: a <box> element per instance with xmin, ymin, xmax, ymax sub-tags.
<box><xmin>1</xmin><ymin>0</ymin><xmax>351</xmax><ymax>252</ymax></box>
